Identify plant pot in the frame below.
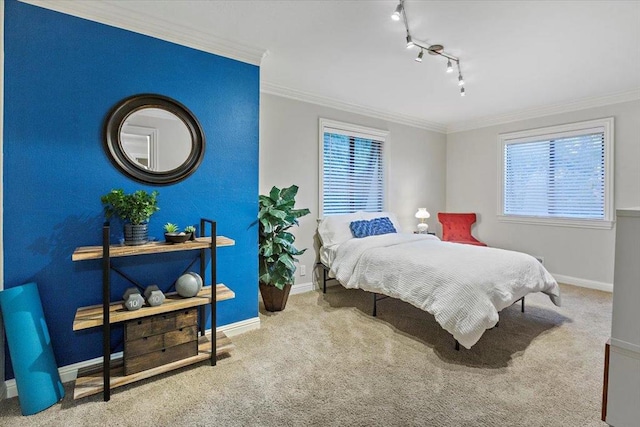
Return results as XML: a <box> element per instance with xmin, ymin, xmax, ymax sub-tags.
<box><xmin>124</xmin><ymin>223</ymin><xmax>148</xmax><ymax>246</ymax></box>
<box><xmin>164</xmin><ymin>232</ymin><xmax>192</xmax><ymax>244</ymax></box>
<box><xmin>259</xmin><ymin>282</ymin><xmax>292</xmax><ymax>312</ymax></box>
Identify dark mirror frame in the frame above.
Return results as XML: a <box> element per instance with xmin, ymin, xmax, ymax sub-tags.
<box><xmin>104</xmin><ymin>94</ymin><xmax>206</xmax><ymax>185</ymax></box>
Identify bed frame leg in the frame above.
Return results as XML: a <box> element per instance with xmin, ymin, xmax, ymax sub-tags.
<box><xmin>521</xmin><ymin>296</ymin><xmax>525</xmax><ymax>313</ymax></box>
<box><xmin>372</xmin><ymin>293</ymin><xmax>377</xmax><ymax>317</ymax></box>
<box><xmin>455</xmin><ymin>340</ymin><xmax>460</xmax><ymax>351</ymax></box>
<box><xmin>322</xmin><ymin>266</ymin><xmax>327</xmax><ymax>294</ymax></box>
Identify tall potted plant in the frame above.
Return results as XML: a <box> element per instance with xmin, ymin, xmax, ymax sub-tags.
<box><xmin>101</xmin><ymin>189</ymin><xmax>160</xmax><ymax>245</ymax></box>
<box><xmin>258</xmin><ymin>185</ymin><xmax>310</xmax><ymax>312</ymax></box>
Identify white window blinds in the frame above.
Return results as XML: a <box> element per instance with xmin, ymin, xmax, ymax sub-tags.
<box><xmin>504</xmin><ymin>129</ymin><xmax>605</xmax><ymax>219</ymax></box>
<box><xmin>321</xmin><ymin>122</ymin><xmax>386</xmax><ymax>216</ymax></box>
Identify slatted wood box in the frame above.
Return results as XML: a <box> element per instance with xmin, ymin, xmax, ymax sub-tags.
<box><xmin>124</xmin><ymin>309</ymin><xmax>198</xmax><ymax>375</ymax></box>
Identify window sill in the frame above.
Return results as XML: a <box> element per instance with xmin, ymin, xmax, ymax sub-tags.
<box><xmin>497</xmin><ymin>214</ymin><xmax>614</xmax><ymax>230</ymax></box>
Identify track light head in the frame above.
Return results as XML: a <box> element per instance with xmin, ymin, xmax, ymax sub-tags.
<box><xmin>394</xmin><ymin>5</ymin><xmax>466</xmax><ymax>96</ymax></box>
<box><xmin>406</xmin><ymin>34</ymin><xmax>414</xmax><ymax>49</ymax></box>
<box><xmin>391</xmin><ymin>3</ymin><xmax>402</xmax><ymax>21</ymax></box>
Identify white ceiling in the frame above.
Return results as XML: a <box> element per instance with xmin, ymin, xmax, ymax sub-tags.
<box><xmin>25</xmin><ymin>0</ymin><xmax>640</xmax><ymax>132</ymax></box>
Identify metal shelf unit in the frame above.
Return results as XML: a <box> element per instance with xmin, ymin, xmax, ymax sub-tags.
<box><xmin>71</xmin><ymin>219</ymin><xmax>234</xmax><ymax>401</ymax></box>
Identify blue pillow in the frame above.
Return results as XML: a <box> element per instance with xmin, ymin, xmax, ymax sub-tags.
<box><xmin>350</xmin><ymin>217</ymin><xmax>397</xmax><ymax>238</ymax></box>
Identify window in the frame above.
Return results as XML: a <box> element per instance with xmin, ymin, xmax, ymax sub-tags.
<box><xmin>319</xmin><ymin>119</ymin><xmax>389</xmax><ymax>216</ymax></box>
<box><xmin>498</xmin><ymin>118</ymin><xmax>614</xmax><ymax>229</ymax></box>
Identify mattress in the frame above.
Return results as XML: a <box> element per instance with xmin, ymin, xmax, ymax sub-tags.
<box><xmin>329</xmin><ymin>232</ymin><xmax>561</xmax><ymax>348</ymax></box>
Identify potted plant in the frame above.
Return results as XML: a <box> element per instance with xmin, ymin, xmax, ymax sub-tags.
<box><xmin>101</xmin><ymin>189</ymin><xmax>159</xmax><ymax>245</ymax></box>
<box><xmin>163</xmin><ymin>223</ymin><xmax>191</xmax><ymax>244</ymax></box>
<box><xmin>184</xmin><ymin>225</ymin><xmax>197</xmax><ymax>241</ymax></box>
<box><xmin>258</xmin><ymin>185</ymin><xmax>310</xmax><ymax>312</ymax></box>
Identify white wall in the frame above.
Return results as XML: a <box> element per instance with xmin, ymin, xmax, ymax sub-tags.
<box><xmin>260</xmin><ymin>93</ymin><xmax>447</xmax><ymax>287</ymax></box>
<box><xmin>446</xmin><ymin>100</ymin><xmax>640</xmax><ymax>288</ymax></box>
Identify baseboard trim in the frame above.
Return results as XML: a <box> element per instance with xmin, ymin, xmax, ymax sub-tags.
<box><xmin>4</xmin><ymin>316</ymin><xmax>260</xmax><ymax>399</ymax></box>
<box><xmin>5</xmin><ymin>352</ymin><xmax>123</xmax><ymax>399</ymax></box>
<box><xmin>215</xmin><ymin>316</ymin><xmax>261</xmax><ymax>337</ymax></box>
<box><xmin>291</xmin><ymin>281</ymin><xmax>314</xmax><ymax>295</ymax></box>
<box><xmin>551</xmin><ymin>273</ymin><xmax>613</xmax><ymax>293</ymax></box>
<box><xmin>610</xmin><ymin>338</ymin><xmax>640</xmax><ymax>356</ymax></box>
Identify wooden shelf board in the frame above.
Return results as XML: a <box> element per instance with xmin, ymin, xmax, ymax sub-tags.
<box><xmin>73</xmin><ymin>284</ymin><xmax>235</xmax><ymax>331</ymax></box>
<box><xmin>72</xmin><ymin>236</ymin><xmax>235</xmax><ymax>261</ymax></box>
<box><xmin>73</xmin><ymin>332</ymin><xmax>234</xmax><ymax>400</ymax></box>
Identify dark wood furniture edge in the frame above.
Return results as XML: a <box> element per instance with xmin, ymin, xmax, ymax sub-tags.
<box><xmin>602</xmin><ymin>339</ymin><xmax>611</xmax><ymax>422</ymax></box>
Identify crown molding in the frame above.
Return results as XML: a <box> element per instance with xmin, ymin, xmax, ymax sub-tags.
<box><xmin>21</xmin><ymin>2</ymin><xmax>637</xmax><ymax>135</ymax></box>
<box><xmin>20</xmin><ymin>0</ymin><xmax>267</xmax><ymax>65</ymax></box>
<box><xmin>447</xmin><ymin>88</ymin><xmax>640</xmax><ymax>134</ymax></box>
<box><xmin>261</xmin><ymin>81</ymin><xmax>447</xmax><ymax>134</ymax></box>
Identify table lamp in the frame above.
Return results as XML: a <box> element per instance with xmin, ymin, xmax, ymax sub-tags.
<box><xmin>415</xmin><ymin>208</ymin><xmax>430</xmax><ymax>233</ymax></box>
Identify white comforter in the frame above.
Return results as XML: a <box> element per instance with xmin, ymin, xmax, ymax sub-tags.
<box><xmin>330</xmin><ymin>233</ymin><xmax>561</xmax><ymax>349</ymax></box>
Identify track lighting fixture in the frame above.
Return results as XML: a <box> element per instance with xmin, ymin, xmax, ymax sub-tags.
<box><xmin>391</xmin><ymin>0</ymin><xmax>466</xmax><ymax>95</ymax></box>
<box><xmin>391</xmin><ymin>2</ymin><xmax>403</xmax><ymax>21</ymax></box>
<box><xmin>406</xmin><ymin>34</ymin><xmax>414</xmax><ymax>49</ymax></box>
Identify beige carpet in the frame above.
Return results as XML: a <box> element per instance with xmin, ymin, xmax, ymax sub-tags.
<box><xmin>0</xmin><ymin>283</ymin><xmax>611</xmax><ymax>426</ymax></box>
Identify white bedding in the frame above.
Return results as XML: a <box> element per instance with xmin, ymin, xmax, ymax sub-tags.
<box><xmin>320</xmin><ymin>244</ymin><xmax>339</xmax><ymax>269</ymax></box>
<box><xmin>329</xmin><ymin>233</ymin><xmax>561</xmax><ymax>349</ymax></box>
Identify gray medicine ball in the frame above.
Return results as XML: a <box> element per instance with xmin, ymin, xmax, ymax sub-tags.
<box><xmin>175</xmin><ymin>272</ymin><xmax>203</xmax><ymax>297</ymax></box>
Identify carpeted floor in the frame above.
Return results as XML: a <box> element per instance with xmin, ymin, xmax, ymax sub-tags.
<box><xmin>0</xmin><ymin>283</ymin><xmax>611</xmax><ymax>426</ymax></box>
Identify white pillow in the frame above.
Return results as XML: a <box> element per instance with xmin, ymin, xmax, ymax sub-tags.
<box><xmin>318</xmin><ymin>211</ymin><xmax>403</xmax><ymax>247</ymax></box>
<box><xmin>359</xmin><ymin>211</ymin><xmax>403</xmax><ymax>233</ymax></box>
<box><xmin>317</xmin><ymin>212</ymin><xmax>363</xmax><ymax>247</ymax></box>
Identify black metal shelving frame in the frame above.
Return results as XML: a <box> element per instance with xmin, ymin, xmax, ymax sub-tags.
<box><xmin>99</xmin><ymin>218</ymin><xmax>217</xmax><ymax>401</ymax></box>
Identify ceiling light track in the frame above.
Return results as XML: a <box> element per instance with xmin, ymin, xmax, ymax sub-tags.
<box><xmin>392</xmin><ymin>0</ymin><xmax>466</xmax><ymax>96</ymax></box>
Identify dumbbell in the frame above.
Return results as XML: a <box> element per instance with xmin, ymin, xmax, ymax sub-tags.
<box><xmin>122</xmin><ymin>288</ymin><xmax>144</xmax><ymax>311</ymax></box>
<box><xmin>144</xmin><ymin>285</ymin><xmax>165</xmax><ymax>307</ymax></box>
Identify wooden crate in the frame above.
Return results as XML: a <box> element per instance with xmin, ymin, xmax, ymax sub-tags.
<box><xmin>125</xmin><ymin>309</ymin><xmax>197</xmax><ymax>341</ymax></box>
<box><xmin>124</xmin><ymin>310</ymin><xmax>198</xmax><ymax>375</ymax></box>
<box><xmin>124</xmin><ymin>341</ymin><xmax>198</xmax><ymax>375</ymax></box>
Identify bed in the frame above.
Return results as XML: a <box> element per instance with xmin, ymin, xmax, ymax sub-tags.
<box><xmin>317</xmin><ymin>212</ymin><xmax>562</xmax><ymax>349</ymax></box>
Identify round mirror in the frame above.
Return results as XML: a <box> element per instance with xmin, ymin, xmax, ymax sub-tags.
<box><xmin>104</xmin><ymin>94</ymin><xmax>205</xmax><ymax>185</ymax></box>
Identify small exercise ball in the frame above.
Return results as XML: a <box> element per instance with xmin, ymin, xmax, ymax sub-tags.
<box><xmin>176</xmin><ymin>272</ymin><xmax>203</xmax><ymax>297</ymax></box>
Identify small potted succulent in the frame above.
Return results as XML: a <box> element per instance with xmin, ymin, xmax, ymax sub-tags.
<box><xmin>163</xmin><ymin>223</ymin><xmax>191</xmax><ymax>244</ymax></box>
<box><xmin>101</xmin><ymin>189</ymin><xmax>159</xmax><ymax>245</ymax></box>
<box><xmin>184</xmin><ymin>225</ymin><xmax>197</xmax><ymax>241</ymax></box>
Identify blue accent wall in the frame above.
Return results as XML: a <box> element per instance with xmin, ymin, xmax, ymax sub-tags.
<box><xmin>3</xmin><ymin>0</ymin><xmax>259</xmax><ymax>379</ymax></box>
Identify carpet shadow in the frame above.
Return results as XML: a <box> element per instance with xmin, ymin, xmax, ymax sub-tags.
<box><xmin>317</xmin><ymin>286</ymin><xmax>570</xmax><ymax>369</ymax></box>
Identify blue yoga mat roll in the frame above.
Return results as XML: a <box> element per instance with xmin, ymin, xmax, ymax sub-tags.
<box><xmin>0</xmin><ymin>282</ymin><xmax>65</xmax><ymax>415</ymax></box>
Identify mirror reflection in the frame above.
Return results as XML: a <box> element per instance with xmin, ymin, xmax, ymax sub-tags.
<box><xmin>104</xmin><ymin>94</ymin><xmax>205</xmax><ymax>185</ymax></box>
<box><xmin>121</xmin><ymin>108</ymin><xmax>191</xmax><ymax>172</ymax></box>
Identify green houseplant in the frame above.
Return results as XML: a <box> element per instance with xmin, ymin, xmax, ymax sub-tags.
<box><xmin>101</xmin><ymin>189</ymin><xmax>159</xmax><ymax>245</ymax></box>
<box><xmin>258</xmin><ymin>185</ymin><xmax>310</xmax><ymax>312</ymax></box>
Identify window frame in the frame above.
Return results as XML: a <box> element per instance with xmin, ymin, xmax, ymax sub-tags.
<box><xmin>497</xmin><ymin>117</ymin><xmax>614</xmax><ymax>229</ymax></box>
<box><xmin>318</xmin><ymin>118</ymin><xmax>390</xmax><ymax>218</ymax></box>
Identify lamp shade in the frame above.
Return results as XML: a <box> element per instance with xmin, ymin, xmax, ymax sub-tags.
<box><xmin>415</xmin><ymin>208</ymin><xmax>430</xmax><ymax>219</ymax></box>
